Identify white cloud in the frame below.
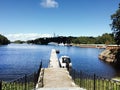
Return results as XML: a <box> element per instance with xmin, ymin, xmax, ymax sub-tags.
<box><xmin>5</xmin><ymin>33</ymin><xmax>52</xmax><ymax>41</ymax></box>
<box><xmin>40</xmin><ymin>0</ymin><xmax>59</xmax><ymax>8</ymax></box>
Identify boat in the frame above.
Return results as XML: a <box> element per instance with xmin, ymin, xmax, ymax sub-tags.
<box><xmin>59</xmin><ymin>43</ymin><xmax>64</xmax><ymax>46</ymax></box>
<box><xmin>64</xmin><ymin>43</ymin><xmax>73</xmax><ymax>46</ymax></box>
<box><xmin>48</xmin><ymin>42</ymin><xmax>58</xmax><ymax>46</ymax></box>
<box><xmin>59</xmin><ymin>56</ymin><xmax>72</xmax><ymax>68</ymax></box>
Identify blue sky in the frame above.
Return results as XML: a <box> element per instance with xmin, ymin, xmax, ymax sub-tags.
<box><xmin>0</xmin><ymin>0</ymin><xmax>120</xmax><ymax>41</ymax></box>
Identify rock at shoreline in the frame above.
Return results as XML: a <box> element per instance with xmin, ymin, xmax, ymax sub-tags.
<box><xmin>99</xmin><ymin>49</ymin><xmax>116</xmax><ymax>63</ymax></box>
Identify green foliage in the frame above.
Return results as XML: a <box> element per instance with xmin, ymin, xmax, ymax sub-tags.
<box><xmin>27</xmin><ymin>33</ymin><xmax>115</xmax><ymax>45</ymax></box>
<box><xmin>111</xmin><ymin>4</ymin><xmax>120</xmax><ymax>66</ymax></box>
<box><xmin>0</xmin><ymin>34</ymin><xmax>10</xmax><ymax>45</ymax></box>
<box><xmin>2</xmin><ymin>81</ymin><xmax>34</xmax><ymax>90</ymax></box>
<box><xmin>95</xmin><ymin>33</ymin><xmax>115</xmax><ymax>44</ymax></box>
<box><xmin>111</xmin><ymin>4</ymin><xmax>120</xmax><ymax>45</ymax></box>
<box><xmin>75</xmin><ymin>78</ymin><xmax>120</xmax><ymax>90</ymax></box>
<box><xmin>72</xmin><ymin>36</ymin><xmax>96</xmax><ymax>44</ymax></box>
<box><xmin>27</xmin><ymin>36</ymin><xmax>75</xmax><ymax>45</ymax></box>
<box><xmin>13</xmin><ymin>40</ymin><xmax>25</xmax><ymax>44</ymax></box>
<box><xmin>72</xmin><ymin>33</ymin><xmax>115</xmax><ymax>44</ymax></box>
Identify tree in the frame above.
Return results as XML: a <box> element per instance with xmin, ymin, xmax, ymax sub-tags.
<box><xmin>111</xmin><ymin>4</ymin><xmax>120</xmax><ymax>45</ymax></box>
<box><xmin>111</xmin><ymin>4</ymin><xmax>120</xmax><ymax>67</ymax></box>
<box><xmin>98</xmin><ymin>33</ymin><xmax>115</xmax><ymax>44</ymax></box>
<box><xmin>0</xmin><ymin>34</ymin><xmax>10</xmax><ymax>45</ymax></box>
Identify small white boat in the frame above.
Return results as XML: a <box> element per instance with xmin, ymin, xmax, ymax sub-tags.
<box><xmin>59</xmin><ymin>43</ymin><xmax>64</xmax><ymax>46</ymax></box>
<box><xmin>59</xmin><ymin>56</ymin><xmax>72</xmax><ymax>68</ymax></box>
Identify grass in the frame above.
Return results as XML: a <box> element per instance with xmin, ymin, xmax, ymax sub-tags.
<box><xmin>74</xmin><ymin>78</ymin><xmax>120</xmax><ymax>90</ymax></box>
<box><xmin>2</xmin><ymin>81</ymin><xmax>35</xmax><ymax>90</ymax></box>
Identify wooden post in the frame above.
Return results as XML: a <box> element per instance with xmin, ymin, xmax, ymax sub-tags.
<box><xmin>25</xmin><ymin>74</ymin><xmax>27</xmax><ymax>90</ymax></box>
<box><xmin>0</xmin><ymin>81</ymin><xmax>2</xmax><ymax>90</ymax></box>
<box><xmin>93</xmin><ymin>74</ymin><xmax>96</xmax><ymax>90</ymax></box>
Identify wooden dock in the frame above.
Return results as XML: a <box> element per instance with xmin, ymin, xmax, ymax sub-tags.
<box><xmin>36</xmin><ymin>49</ymin><xmax>85</xmax><ymax>90</ymax></box>
<box><xmin>49</xmin><ymin>49</ymin><xmax>60</xmax><ymax>68</ymax></box>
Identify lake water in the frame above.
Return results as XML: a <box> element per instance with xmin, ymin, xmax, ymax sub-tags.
<box><xmin>0</xmin><ymin>44</ymin><xmax>119</xmax><ymax>81</ymax></box>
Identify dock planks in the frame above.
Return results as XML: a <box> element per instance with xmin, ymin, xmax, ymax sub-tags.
<box><xmin>49</xmin><ymin>49</ymin><xmax>60</xmax><ymax>68</ymax></box>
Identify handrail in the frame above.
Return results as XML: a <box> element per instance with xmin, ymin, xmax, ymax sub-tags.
<box><xmin>0</xmin><ymin>61</ymin><xmax>43</xmax><ymax>90</ymax></box>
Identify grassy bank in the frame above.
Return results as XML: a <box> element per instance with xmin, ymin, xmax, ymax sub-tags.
<box><xmin>2</xmin><ymin>81</ymin><xmax>34</xmax><ymax>90</ymax></box>
<box><xmin>75</xmin><ymin>78</ymin><xmax>120</xmax><ymax>90</ymax></box>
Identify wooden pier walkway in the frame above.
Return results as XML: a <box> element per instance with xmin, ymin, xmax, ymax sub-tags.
<box><xmin>49</xmin><ymin>49</ymin><xmax>60</xmax><ymax>68</ymax></box>
<box><xmin>36</xmin><ymin>49</ymin><xmax>85</xmax><ymax>90</ymax></box>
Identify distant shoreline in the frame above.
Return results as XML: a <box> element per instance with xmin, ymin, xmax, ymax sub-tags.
<box><xmin>72</xmin><ymin>44</ymin><xmax>106</xmax><ymax>49</ymax></box>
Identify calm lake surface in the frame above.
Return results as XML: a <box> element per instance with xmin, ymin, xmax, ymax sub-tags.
<box><xmin>0</xmin><ymin>44</ymin><xmax>119</xmax><ymax>81</ymax></box>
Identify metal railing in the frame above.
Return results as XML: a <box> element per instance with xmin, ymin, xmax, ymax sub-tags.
<box><xmin>36</xmin><ymin>61</ymin><xmax>42</xmax><ymax>85</ymax></box>
<box><xmin>70</xmin><ymin>69</ymin><xmax>120</xmax><ymax>90</ymax></box>
<box><xmin>0</xmin><ymin>61</ymin><xmax>42</xmax><ymax>90</ymax></box>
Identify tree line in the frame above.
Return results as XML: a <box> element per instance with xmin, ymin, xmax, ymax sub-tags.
<box><xmin>27</xmin><ymin>33</ymin><xmax>115</xmax><ymax>45</ymax></box>
<box><xmin>0</xmin><ymin>34</ymin><xmax>10</xmax><ymax>45</ymax></box>
<box><xmin>0</xmin><ymin>33</ymin><xmax>114</xmax><ymax>45</ymax></box>
<box><xmin>27</xmin><ymin>36</ymin><xmax>73</xmax><ymax>45</ymax></box>
<box><xmin>72</xmin><ymin>33</ymin><xmax>114</xmax><ymax>44</ymax></box>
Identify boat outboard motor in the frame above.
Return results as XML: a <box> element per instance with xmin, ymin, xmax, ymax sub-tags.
<box><xmin>66</xmin><ymin>61</ymin><xmax>69</xmax><ymax>71</ymax></box>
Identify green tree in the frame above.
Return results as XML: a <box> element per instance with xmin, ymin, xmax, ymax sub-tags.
<box><xmin>95</xmin><ymin>33</ymin><xmax>114</xmax><ymax>44</ymax></box>
<box><xmin>111</xmin><ymin>4</ymin><xmax>120</xmax><ymax>67</ymax></box>
<box><xmin>0</xmin><ymin>34</ymin><xmax>10</xmax><ymax>45</ymax></box>
<box><xmin>72</xmin><ymin>36</ymin><xmax>96</xmax><ymax>44</ymax></box>
<box><xmin>111</xmin><ymin>4</ymin><xmax>120</xmax><ymax>45</ymax></box>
